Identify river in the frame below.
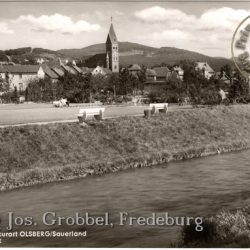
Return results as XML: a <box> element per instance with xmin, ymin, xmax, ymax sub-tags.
<box><xmin>0</xmin><ymin>150</ymin><xmax>250</xmax><ymax>247</ymax></box>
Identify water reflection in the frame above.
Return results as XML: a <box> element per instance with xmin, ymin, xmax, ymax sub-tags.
<box><xmin>0</xmin><ymin>150</ymin><xmax>250</xmax><ymax>247</ymax></box>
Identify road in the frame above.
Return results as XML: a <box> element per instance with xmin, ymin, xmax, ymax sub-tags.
<box><xmin>0</xmin><ymin>103</ymin><xmax>192</xmax><ymax>126</ymax></box>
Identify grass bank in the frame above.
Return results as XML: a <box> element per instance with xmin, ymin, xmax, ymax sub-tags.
<box><xmin>1</xmin><ymin>105</ymin><xmax>250</xmax><ymax>191</ymax></box>
<box><xmin>179</xmin><ymin>206</ymin><xmax>250</xmax><ymax>247</ymax></box>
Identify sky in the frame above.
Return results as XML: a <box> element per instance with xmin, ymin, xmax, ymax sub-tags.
<box><xmin>0</xmin><ymin>1</ymin><xmax>250</xmax><ymax>58</ymax></box>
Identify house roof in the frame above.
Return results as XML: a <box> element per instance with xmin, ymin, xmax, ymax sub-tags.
<box><xmin>146</xmin><ymin>69</ymin><xmax>157</xmax><ymax>76</ymax></box>
<box><xmin>41</xmin><ymin>64</ymin><xmax>59</xmax><ymax>79</ymax></box>
<box><xmin>196</xmin><ymin>62</ymin><xmax>214</xmax><ymax>73</ymax></box>
<box><xmin>128</xmin><ymin>64</ymin><xmax>141</xmax><ymax>71</ymax></box>
<box><xmin>106</xmin><ymin>23</ymin><xmax>118</xmax><ymax>43</ymax></box>
<box><xmin>61</xmin><ymin>65</ymin><xmax>77</xmax><ymax>74</ymax></box>
<box><xmin>0</xmin><ymin>65</ymin><xmax>41</xmax><ymax>74</ymax></box>
<box><xmin>72</xmin><ymin>65</ymin><xmax>82</xmax><ymax>74</ymax></box>
<box><xmin>214</xmin><ymin>71</ymin><xmax>230</xmax><ymax>82</ymax></box>
<box><xmin>51</xmin><ymin>67</ymin><xmax>65</xmax><ymax>77</ymax></box>
<box><xmin>153</xmin><ymin>66</ymin><xmax>170</xmax><ymax>77</ymax></box>
<box><xmin>92</xmin><ymin>66</ymin><xmax>112</xmax><ymax>75</ymax></box>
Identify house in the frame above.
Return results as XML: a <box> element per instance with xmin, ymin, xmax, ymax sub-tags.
<box><xmin>72</xmin><ymin>65</ymin><xmax>83</xmax><ymax>74</ymax></box>
<box><xmin>51</xmin><ymin>66</ymin><xmax>65</xmax><ymax>77</ymax></box>
<box><xmin>91</xmin><ymin>66</ymin><xmax>112</xmax><ymax>76</ymax></box>
<box><xmin>214</xmin><ymin>71</ymin><xmax>231</xmax><ymax>85</ymax></box>
<box><xmin>128</xmin><ymin>64</ymin><xmax>141</xmax><ymax>76</ymax></box>
<box><xmin>153</xmin><ymin>66</ymin><xmax>171</xmax><ymax>81</ymax></box>
<box><xmin>172</xmin><ymin>66</ymin><xmax>184</xmax><ymax>80</ymax></box>
<box><xmin>146</xmin><ymin>69</ymin><xmax>157</xmax><ymax>81</ymax></box>
<box><xmin>196</xmin><ymin>62</ymin><xmax>215</xmax><ymax>79</ymax></box>
<box><xmin>41</xmin><ymin>64</ymin><xmax>59</xmax><ymax>82</ymax></box>
<box><xmin>60</xmin><ymin>64</ymin><xmax>78</xmax><ymax>75</ymax></box>
<box><xmin>0</xmin><ymin>65</ymin><xmax>45</xmax><ymax>91</ymax></box>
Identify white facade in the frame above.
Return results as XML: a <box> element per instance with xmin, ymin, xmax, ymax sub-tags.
<box><xmin>173</xmin><ymin>66</ymin><xmax>184</xmax><ymax>80</ymax></box>
<box><xmin>196</xmin><ymin>62</ymin><xmax>215</xmax><ymax>79</ymax></box>
<box><xmin>0</xmin><ymin>66</ymin><xmax>45</xmax><ymax>91</ymax></box>
<box><xmin>91</xmin><ymin>66</ymin><xmax>110</xmax><ymax>76</ymax></box>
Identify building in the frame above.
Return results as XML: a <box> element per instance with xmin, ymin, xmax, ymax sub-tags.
<box><xmin>153</xmin><ymin>66</ymin><xmax>171</xmax><ymax>81</ymax></box>
<box><xmin>172</xmin><ymin>66</ymin><xmax>184</xmax><ymax>81</ymax></box>
<box><xmin>91</xmin><ymin>66</ymin><xmax>112</xmax><ymax>76</ymax></box>
<box><xmin>214</xmin><ymin>71</ymin><xmax>231</xmax><ymax>85</ymax></box>
<box><xmin>196</xmin><ymin>62</ymin><xmax>215</xmax><ymax>79</ymax></box>
<box><xmin>41</xmin><ymin>64</ymin><xmax>59</xmax><ymax>82</ymax></box>
<box><xmin>60</xmin><ymin>64</ymin><xmax>78</xmax><ymax>75</ymax></box>
<box><xmin>106</xmin><ymin>19</ymin><xmax>119</xmax><ymax>73</ymax></box>
<box><xmin>51</xmin><ymin>66</ymin><xmax>65</xmax><ymax>77</ymax></box>
<box><xmin>0</xmin><ymin>65</ymin><xmax>45</xmax><ymax>91</ymax></box>
<box><xmin>146</xmin><ymin>69</ymin><xmax>157</xmax><ymax>81</ymax></box>
<box><xmin>128</xmin><ymin>64</ymin><xmax>142</xmax><ymax>76</ymax></box>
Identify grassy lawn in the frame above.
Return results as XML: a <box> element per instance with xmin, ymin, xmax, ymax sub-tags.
<box><xmin>0</xmin><ymin>105</ymin><xmax>250</xmax><ymax>191</ymax></box>
<box><xmin>180</xmin><ymin>206</ymin><xmax>250</xmax><ymax>247</ymax></box>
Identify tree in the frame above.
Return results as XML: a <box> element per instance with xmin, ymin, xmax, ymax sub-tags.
<box><xmin>13</xmin><ymin>86</ymin><xmax>18</xmax><ymax>103</ymax></box>
<box><xmin>228</xmin><ymin>72</ymin><xmax>249</xmax><ymax>103</ymax></box>
<box><xmin>137</xmin><ymin>65</ymin><xmax>147</xmax><ymax>95</ymax></box>
<box><xmin>165</xmin><ymin>74</ymin><xmax>187</xmax><ymax>104</ymax></box>
<box><xmin>220</xmin><ymin>64</ymin><xmax>233</xmax><ymax>79</ymax></box>
<box><xmin>0</xmin><ymin>75</ymin><xmax>9</xmax><ymax>92</ymax></box>
<box><xmin>56</xmin><ymin>72</ymin><xmax>92</xmax><ymax>103</ymax></box>
<box><xmin>180</xmin><ymin>60</ymin><xmax>221</xmax><ymax>106</ymax></box>
<box><xmin>119</xmin><ymin>68</ymin><xmax>132</xmax><ymax>95</ymax></box>
<box><xmin>108</xmin><ymin>73</ymin><xmax>119</xmax><ymax>98</ymax></box>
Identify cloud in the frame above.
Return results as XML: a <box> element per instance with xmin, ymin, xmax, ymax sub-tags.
<box><xmin>15</xmin><ymin>13</ymin><xmax>100</xmax><ymax>34</ymax></box>
<box><xmin>135</xmin><ymin>6</ymin><xmax>250</xmax><ymax>30</ymax></box>
<box><xmin>0</xmin><ymin>22</ymin><xmax>14</xmax><ymax>34</ymax></box>
<box><xmin>134</xmin><ymin>6</ymin><xmax>250</xmax><ymax>56</ymax></box>
<box><xmin>135</xmin><ymin>6</ymin><xmax>196</xmax><ymax>24</ymax></box>
<box><xmin>114</xmin><ymin>11</ymin><xmax>124</xmax><ymax>16</ymax></box>
<box><xmin>199</xmin><ymin>7</ymin><xmax>250</xmax><ymax>30</ymax></box>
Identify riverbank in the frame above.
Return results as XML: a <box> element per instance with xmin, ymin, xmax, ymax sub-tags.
<box><xmin>1</xmin><ymin>105</ymin><xmax>250</xmax><ymax>191</ymax></box>
<box><xmin>180</xmin><ymin>206</ymin><xmax>250</xmax><ymax>247</ymax></box>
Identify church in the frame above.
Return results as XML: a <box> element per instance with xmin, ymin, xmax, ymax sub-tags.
<box><xmin>85</xmin><ymin>19</ymin><xmax>119</xmax><ymax>73</ymax></box>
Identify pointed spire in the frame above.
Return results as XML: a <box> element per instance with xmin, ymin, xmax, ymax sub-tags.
<box><xmin>106</xmin><ymin>17</ymin><xmax>118</xmax><ymax>43</ymax></box>
<box><xmin>108</xmin><ymin>25</ymin><xmax>117</xmax><ymax>43</ymax></box>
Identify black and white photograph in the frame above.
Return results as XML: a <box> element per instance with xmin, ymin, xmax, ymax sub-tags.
<box><xmin>0</xmin><ymin>0</ymin><xmax>250</xmax><ymax>247</ymax></box>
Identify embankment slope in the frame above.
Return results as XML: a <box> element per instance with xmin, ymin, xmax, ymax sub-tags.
<box><xmin>1</xmin><ymin>105</ymin><xmax>250</xmax><ymax>191</ymax></box>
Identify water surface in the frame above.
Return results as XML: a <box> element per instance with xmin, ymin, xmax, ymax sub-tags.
<box><xmin>0</xmin><ymin>150</ymin><xmax>250</xmax><ymax>247</ymax></box>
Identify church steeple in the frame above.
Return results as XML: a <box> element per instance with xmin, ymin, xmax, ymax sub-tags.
<box><xmin>106</xmin><ymin>17</ymin><xmax>119</xmax><ymax>73</ymax></box>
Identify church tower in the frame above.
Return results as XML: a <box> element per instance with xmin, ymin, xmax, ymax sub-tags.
<box><xmin>106</xmin><ymin>18</ymin><xmax>119</xmax><ymax>73</ymax></box>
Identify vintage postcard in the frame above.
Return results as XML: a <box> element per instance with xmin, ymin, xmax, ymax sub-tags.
<box><xmin>0</xmin><ymin>0</ymin><xmax>250</xmax><ymax>248</ymax></box>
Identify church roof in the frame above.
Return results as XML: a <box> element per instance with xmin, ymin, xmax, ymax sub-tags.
<box><xmin>106</xmin><ymin>23</ymin><xmax>118</xmax><ymax>43</ymax></box>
